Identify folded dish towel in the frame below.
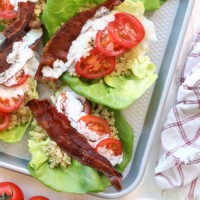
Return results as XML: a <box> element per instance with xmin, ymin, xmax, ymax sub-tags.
<box><xmin>155</xmin><ymin>29</ymin><xmax>200</xmax><ymax>199</ymax></box>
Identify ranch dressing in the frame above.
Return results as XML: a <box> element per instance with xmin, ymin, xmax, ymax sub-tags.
<box><xmin>0</xmin><ymin>28</ymin><xmax>42</xmax><ymax>84</ymax></box>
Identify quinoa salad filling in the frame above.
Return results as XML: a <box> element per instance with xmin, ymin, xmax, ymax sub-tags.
<box><xmin>7</xmin><ymin>77</ymin><xmax>37</xmax><ymax>130</ymax></box>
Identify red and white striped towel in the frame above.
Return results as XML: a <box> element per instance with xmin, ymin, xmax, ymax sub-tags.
<box><xmin>155</xmin><ymin>30</ymin><xmax>200</xmax><ymax>200</ymax></box>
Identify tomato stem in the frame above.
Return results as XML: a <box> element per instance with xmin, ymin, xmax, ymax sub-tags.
<box><xmin>0</xmin><ymin>188</ymin><xmax>13</xmax><ymax>200</ymax></box>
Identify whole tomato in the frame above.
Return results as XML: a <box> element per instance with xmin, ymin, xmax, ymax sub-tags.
<box><xmin>0</xmin><ymin>182</ymin><xmax>24</xmax><ymax>200</ymax></box>
<box><xmin>28</xmin><ymin>196</ymin><xmax>49</xmax><ymax>200</ymax></box>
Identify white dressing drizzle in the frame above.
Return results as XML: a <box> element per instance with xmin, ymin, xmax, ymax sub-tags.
<box><xmin>56</xmin><ymin>87</ymin><xmax>86</xmax><ymax>128</ymax></box>
<box><xmin>0</xmin><ymin>28</ymin><xmax>42</xmax><ymax>84</ymax></box>
<box><xmin>0</xmin><ymin>84</ymin><xmax>27</xmax><ymax>98</ymax></box>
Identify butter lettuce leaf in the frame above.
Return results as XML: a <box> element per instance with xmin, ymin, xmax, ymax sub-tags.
<box><xmin>132</xmin><ymin>0</ymin><xmax>167</xmax><ymax>11</ymax></box>
<box><xmin>28</xmin><ymin>108</ymin><xmax>134</xmax><ymax>193</ymax></box>
<box><xmin>0</xmin><ymin>119</ymin><xmax>31</xmax><ymax>143</ymax></box>
<box><xmin>62</xmin><ymin>72</ymin><xmax>157</xmax><ymax>110</ymax></box>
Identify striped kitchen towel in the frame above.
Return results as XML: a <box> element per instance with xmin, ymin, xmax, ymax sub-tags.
<box><xmin>155</xmin><ymin>29</ymin><xmax>200</xmax><ymax>200</ymax></box>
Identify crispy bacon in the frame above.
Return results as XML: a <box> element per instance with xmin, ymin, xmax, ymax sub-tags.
<box><xmin>27</xmin><ymin>99</ymin><xmax>123</xmax><ymax>191</ymax></box>
<box><xmin>3</xmin><ymin>2</ymin><xmax>35</xmax><ymax>41</ymax></box>
<box><xmin>35</xmin><ymin>0</ymin><xmax>124</xmax><ymax>81</ymax></box>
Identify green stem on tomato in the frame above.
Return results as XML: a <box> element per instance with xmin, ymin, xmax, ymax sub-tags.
<box><xmin>0</xmin><ymin>188</ymin><xmax>13</xmax><ymax>200</ymax></box>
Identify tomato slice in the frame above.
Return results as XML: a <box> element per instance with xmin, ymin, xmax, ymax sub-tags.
<box><xmin>2</xmin><ymin>69</ymin><xmax>29</xmax><ymax>87</ymax></box>
<box><xmin>75</xmin><ymin>48</ymin><xmax>116</xmax><ymax>79</ymax></box>
<box><xmin>0</xmin><ymin>113</ymin><xmax>10</xmax><ymax>131</ymax></box>
<box><xmin>79</xmin><ymin>114</ymin><xmax>111</xmax><ymax>136</ymax></box>
<box><xmin>0</xmin><ymin>0</ymin><xmax>17</xmax><ymax>19</ymax></box>
<box><xmin>108</xmin><ymin>12</ymin><xmax>145</xmax><ymax>48</ymax></box>
<box><xmin>0</xmin><ymin>95</ymin><xmax>24</xmax><ymax>113</ymax></box>
<box><xmin>95</xmin><ymin>28</ymin><xmax>127</xmax><ymax>56</ymax></box>
<box><xmin>95</xmin><ymin>138</ymin><xmax>122</xmax><ymax>156</ymax></box>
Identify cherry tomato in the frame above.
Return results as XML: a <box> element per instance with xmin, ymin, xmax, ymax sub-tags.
<box><xmin>0</xmin><ymin>95</ymin><xmax>24</xmax><ymax>113</ymax></box>
<box><xmin>0</xmin><ymin>0</ymin><xmax>17</xmax><ymax>19</ymax></box>
<box><xmin>108</xmin><ymin>12</ymin><xmax>145</xmax><ymax>48</ymax></box>
<box><xmin>2</xmin><ymin>70</ymin><xmax>29</xmax><ymax>88</ymax></box>
<box><xmin>95</xmin><ymin>138</ymin><xmax>123</xmax><ymax>156</ymax></box>
<box><xmin>28</xmin><ymin>196</ymin><xmax>49</xmax><ymax>200</ymax></box>
<box><xmin>0</xmin><ymin>113</ymin><xmax>10</xmax><ymax>131</ymax></box>
<box><xmin>75</xmin><ymin>48</ymin><xmax>116</xmax><ymax>79</ymax></box>
<box><xmin>0</xmin><ymin>182</ymin><xmax>24</xmax><ymax>200</ymax></box>
<box><xmin>95</xmin><ymin>27</ymin><xmax>127</xmax><ymax>56</ymax></box>
<box><xmin>79</xmin><ymin>114</ymin><xmax>110</xmax><ymax>136</ymax></box>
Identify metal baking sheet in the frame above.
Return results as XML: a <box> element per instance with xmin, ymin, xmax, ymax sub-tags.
<box><xmin>0</xmin><ymin>0</ymin><xmax>195</xmax><ymax>199</ymax></box>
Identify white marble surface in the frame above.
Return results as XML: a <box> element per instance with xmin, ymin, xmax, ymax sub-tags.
<box><xmin>1</xmin><ymin>1</ymin><xmax>200</xmax><ymax>200</ymax></box>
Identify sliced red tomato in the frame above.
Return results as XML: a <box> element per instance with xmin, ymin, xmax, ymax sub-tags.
<box><xmin>0</xmin><ymin>95</ymin><xmax>24</xmax><ymax>113</ymax></box>
<box><xmin>107</xmin><ymin>12</ymin><xmax>145</xmax><ymax>49</ymax></box>
<box><xmin>2</xmin><ymin>69</ymin><xmax>29</xmax><ymax>88</ymax></box>
<box><xmin>79</xmin><ymin>114</ymin><xmax>111</xmax><ymax>136</ymax></box>
<box><xmin>0</xmin><ymin>113</ymin><xmax>10</xmax><ymax>131</ymax></box>
<box><xmin>95</xmin><ymin>28</ymin><xmax>127</xmax><ymax>56</ymax></box>
<box><xmin>0</xmin><ymin>0</ymin><xmax>17</xmax><ymax>19</ymax></box>
<box><xmin>95</xmin><ymin>138</ymin><xmax>123</xmax><ymax>156</ymax></box>
<box><xmin>75</xmin><ymin>48</ymin><xmax>116</xmax><ymax>79</ymax></box>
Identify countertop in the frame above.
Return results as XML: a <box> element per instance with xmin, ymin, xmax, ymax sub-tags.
<box><xmin>0</xmin><ymin>0</ymin><xmax>200</xmax><ymax>200</ymax></box>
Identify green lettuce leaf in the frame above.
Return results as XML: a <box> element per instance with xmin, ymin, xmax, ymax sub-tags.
<box><xmin>132</xmin><ymin>0</ymin><xmax>160</xmax><ymax>11</ymax></box>
<box><xmin>28</xmin><ymin>109</ymin><xmax>134</xmax><ymax>193</ymax></box>
<box><xmin>131</xmin><ymin>0</ymin><xmax>167</xmax><ymax>11</ymax></box>
<box><xmin>61</xmin><ymin>72</ymin><xmax>157</xmax><ymax>110</ymax></box>
<box><xmin>0</xmin><ymin>119</ymin><xmax>31</xmax><ymax>143</ymax></box>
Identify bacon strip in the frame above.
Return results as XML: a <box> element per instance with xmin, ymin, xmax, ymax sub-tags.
<box><xmin>3</xmin><ymin>2</ymin><xmax>35</xmax><ymax>41</ymax></box>
<box><xmin>35</xmin><ymin>0</ymin><xmax>124</xmax><ymax>81</ymax></box>
<box><xmin>27</xmin><ymin>99</ymin><xmax>123</xmax><ymax>191</ymax></box>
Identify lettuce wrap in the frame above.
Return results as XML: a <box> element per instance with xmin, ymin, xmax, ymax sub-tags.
<box><xmin>0</xmin><ymin>80</ymin><xmax>38</xmax><ymax>143</ymax></box>
<box><xmin>28</xmin><ymin>94</ymin><xmax>134</xmax><ymax>193</ymax></box>
<box><xmin>42</xmin><ymin>0</ymin><xmax>158</xmax><ymax>110</ymax></box>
